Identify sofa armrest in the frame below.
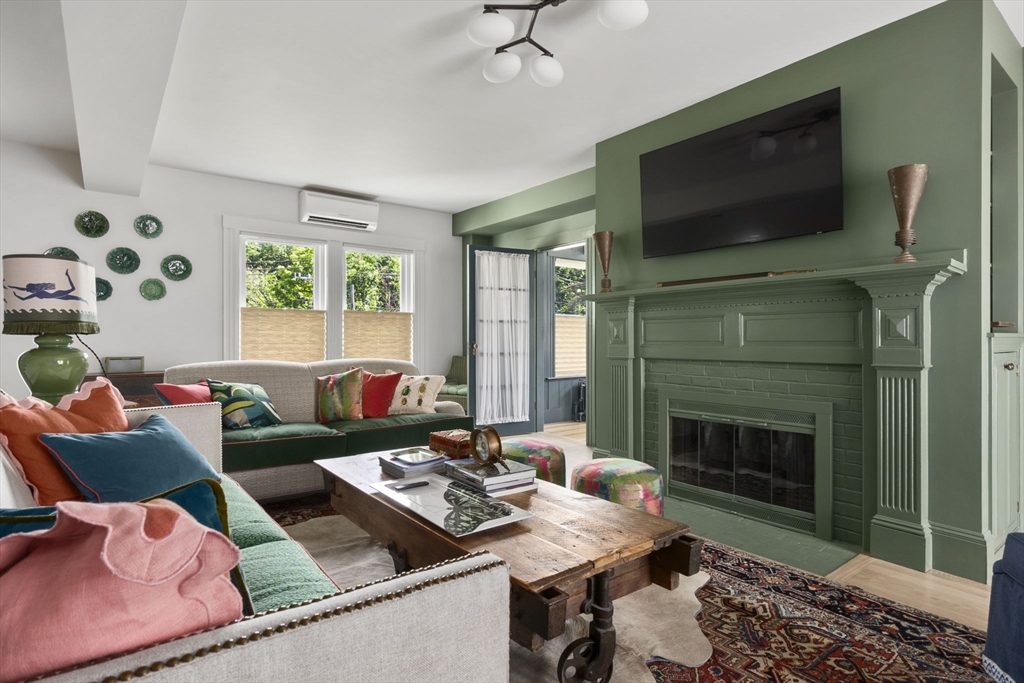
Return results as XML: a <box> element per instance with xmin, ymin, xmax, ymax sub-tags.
<box><xmin>125</xmin><ymin>403</ymin><xmax>223</xmax><ymax>473</ymax></box>
<box><xmin>43</xmin><ymin>552</ymin><xmax>510</xmax><ymax>683</ymax></box>
<box><xmin>435</xmin><ymin>400</ymin><xmax>466</xmax><ymax>416</ymax></box>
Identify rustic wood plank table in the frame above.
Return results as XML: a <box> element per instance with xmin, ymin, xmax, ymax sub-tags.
<box><xmin>316</xmin><ymin>452</ymin><xmax>702</xmax><ymax>683</ymax></box>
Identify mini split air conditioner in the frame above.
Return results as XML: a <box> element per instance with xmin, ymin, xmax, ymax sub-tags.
<box><xmin>299</xmin><ymin>191</ymin><xmax>378</xmax><ymax>231</ymax></box>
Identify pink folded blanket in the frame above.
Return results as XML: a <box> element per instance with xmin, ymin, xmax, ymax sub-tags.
<box><xmin>0</xmin><ymin>498</ymin><xmax>242</xmax><ymax>682</ymax></box>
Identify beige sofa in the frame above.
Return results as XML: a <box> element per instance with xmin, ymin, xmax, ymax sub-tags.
<box><xmin>0</xmin><ymin>402</ymin><xmax>510</xmax><ymax>683</ymax></box>
<box><xmin>163</xmin><ymin>358</ymin><xmax>474</xmax><ymax>501</ymax></box>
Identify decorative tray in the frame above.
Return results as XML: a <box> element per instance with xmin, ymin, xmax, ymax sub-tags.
<box><xmin>372</xmin><ymin>474</ymin><xmax>531</xmax><ymax>537</ymax></box>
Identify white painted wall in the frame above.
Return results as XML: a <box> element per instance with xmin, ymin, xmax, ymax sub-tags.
<box><xmin>0</xmin><ymin>140</ymin><xmax>463</xmax><ymax>399</ymax></box>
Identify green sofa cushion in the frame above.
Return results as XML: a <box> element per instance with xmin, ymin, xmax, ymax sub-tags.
<box><xmin>239</xmin><ymin>540</ymin><xmax>338</xmax><ymax>614</ymax></box>
<box><xmin>221</xmin><ymin>423</ymin><xmax>347</xmax><ymax>471</ymax></box>
<box><xmin>325</xmin><ymin>413</ymin><xmax>475</xmax><ymax>454</ymax></box>
<box><xmin>439</xmin><ymin>384</ymin><xmax>469</xmax><ymax>396</ymax></box>
<box><xmin>221</xmin><ymin>476</ymin><xmax>291</xmax><ymax>548</ymax></box>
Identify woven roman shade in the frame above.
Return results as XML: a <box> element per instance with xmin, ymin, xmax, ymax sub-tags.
<box><xmin>554</xmin><ymin>314</ymin><xmax>586</xmax><ymax>377</ymax></box>
<box><xmin>343</xmin><ymin>310</ymin><xmax>413</xmax><ymax>361</ymax></box>
<box><xmin>241</xmin><ymin>308</ymin><xmax>326</xmax><ymax>363</ymax></box>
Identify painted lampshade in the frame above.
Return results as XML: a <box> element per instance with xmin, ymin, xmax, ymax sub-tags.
<box><xmin>2</xmin><ymin>254</ymin><xmax>99</xmax><ymax>335</ymax></box>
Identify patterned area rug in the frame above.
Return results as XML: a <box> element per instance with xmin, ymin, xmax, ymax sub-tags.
<box><xmin>262</xmin><ymin>492</ymin><xmax>338</xmax><ymax>527</ymax></box>
<box><xmin>262</xmin><ymin>497</ymin><xmax>989</xmax><ymax>682</ymax></box>
<box><xmin>650</xmin><ymin>541</ymin><xmax>990</xmax><ymax>682</ymax></box>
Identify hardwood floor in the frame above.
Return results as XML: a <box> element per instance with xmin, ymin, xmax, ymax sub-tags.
<box><xmin>543</xmin><ymin>420</ymin><xmax>586</xmax><ymax>441</ymax></box>
<box><xmin>827</xmin><ymin>554</ymin><xmax>991</xmax><ymax>631</ymax></box>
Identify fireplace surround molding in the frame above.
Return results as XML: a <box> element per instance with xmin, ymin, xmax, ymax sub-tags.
<box><xmin>587</xmin><ymin>253</ymin><xmax>967</xmax><ymax>572</ymax></box>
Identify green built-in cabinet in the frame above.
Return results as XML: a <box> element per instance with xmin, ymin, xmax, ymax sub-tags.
<box><xmin>990</xmin><ymin>334</ymin><xmax>1023</xmax><ymax>564</ymax></box>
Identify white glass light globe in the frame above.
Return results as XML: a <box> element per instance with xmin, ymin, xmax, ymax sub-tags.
<box><xmin>793</xmin><ymin>133</ymin><xmax>818</xmax><ymax>154</ymax></box>
<box><xmin>467</xmin><ymin>11</ymin><xmax>515</xmax><ymax>47</ymax></box>
<box><xmin>597</xmin><ymin>0</ymin><xmax>649</xmax><ymax>31</ymax></box>
<box><xmin>483</xmin><ymin>51</ymin><xmax>522</xmax><ymax>84</ymax></box>
<box><xmin>750</xmin><ymin>135</ymin><xmax>777</xmax><ymax>161</ymax></box>
<box><xmin>530</xmin><ymin>55</ymin><xmax>564</xmax><ymax>87</ymax></box>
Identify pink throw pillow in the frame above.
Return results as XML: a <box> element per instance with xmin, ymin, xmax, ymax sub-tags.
<box><xmin>0</xmin><ymin>498</ymin><xmax>243</xmax><ymax>682</ymax></box>
<box><xmin>153</xmin><ymin>381</ymin><xmax>212</xmax><ymax>406</ymax></box>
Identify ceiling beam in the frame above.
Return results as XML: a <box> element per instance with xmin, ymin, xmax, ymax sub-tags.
<box><xmin>61</xmin><ymin>0</ymin><xmax>186</xmax><ymax>196</ymax></box>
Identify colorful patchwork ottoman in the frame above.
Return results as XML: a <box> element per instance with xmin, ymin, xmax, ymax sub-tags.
<box><xmin>501</xmin><ymin>438</ymin><xmax>566</xmax><ymax>487</ymax></box>
<box><xmin>570</xmin><ymin>458</ymin><xmax>664</xmax><ymax>516</ymax></box>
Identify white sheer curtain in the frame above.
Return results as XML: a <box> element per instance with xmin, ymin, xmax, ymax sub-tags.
<box><xmin>476</xmin><ymin>250</ymin><xmax>531</xmax><ymax>425</ymax></box>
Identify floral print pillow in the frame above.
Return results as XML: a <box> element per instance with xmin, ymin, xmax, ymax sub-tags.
<box><xmin>388</xmin><ymin>375</ymin><xmax>445</xmax><ymax>415</ymax></box>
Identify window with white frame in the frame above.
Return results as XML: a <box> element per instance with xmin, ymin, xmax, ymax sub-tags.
<box><xmin>240</xmin><ymin>237</ymin><xmax>327</xmax><ymax>363</ymax></box>
<box><xmin>227</xmin><ymin>223</ymin><xmax>417</xmax><ymax>365</ymax></box>
<box><xmin>343</xmin><ymin>248</ymin><xmax>414</xmax><ymax>361</ymax></box>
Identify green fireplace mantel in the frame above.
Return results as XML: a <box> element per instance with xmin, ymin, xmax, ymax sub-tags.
<box><xmin>583</xmin><ymin>252</ymin><xmax>967</xmax><ymax>305</ymax></box>
<box><xmin>587</xmin><ymin>252</ymin><xmax>967</xmax><ymax>572</ymax></box>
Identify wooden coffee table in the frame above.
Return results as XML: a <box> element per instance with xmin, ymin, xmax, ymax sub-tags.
<box><xmin>316</xmin><ymin>452</ymin><xmax>702</xmax><ymax>683</ymax></box>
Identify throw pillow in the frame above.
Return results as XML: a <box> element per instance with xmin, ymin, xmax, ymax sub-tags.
<box><xmin>0</xmin><ymin>379</ymin><xmax>128</xmax><ymax>506</ymax></box>
<box><xmin>0</xmin><ymin>498</ymin><xmax>242</xmax><ymax>682</ymax></box>
<box><xmin>153</xmin><ymin>381</ymin><xmax>211</xmax><ymax>406</ymax></box>
<box><xmin>0</xmin><ymin>507</ymin><xmax>57</xmax><ymax>539</ymax></box>
<box><xmin>38</xmin><ymin>414</ymin><xmax>220</xmax><ymax>504</ymax></box>
<box><xmin>206</xmin><ymin>379</ymin><xmax>283</xmax><ymax>429</ymax></box>
<box><xmin>389</xmin><ymin>375</ymin><xmax>445</xmax><ymax>415</ymax></box>
<box><xmin>355</xmin><ymin>368</ymin><xmax>403</xmax><ymax>419</ymax></box>
<box><xmin>317</xmin><ymin>368</ymin><xmax>364</xmax><ymax>422</ymax></box>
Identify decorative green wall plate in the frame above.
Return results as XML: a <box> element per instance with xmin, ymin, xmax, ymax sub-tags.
<box><xmin>75</xmin><ymin>211</ymin><xmax>109</xmax><ymax>238</ymax></box>
<box><xmin>160</xmin><ymin>254</ymin><xmax>192</xmax><ymax>281</ymax></box>
<box><xmin>44</xmin><ymin>246</ymin><xmax>80</xmax><ymax>259</ymax></box>
<box><xmin>140</xmin><ymin>278</ymin><xmax>166</xmax><ymax>300</ymax></box>
<box><xmin>134</xmin><ymin>214</ymin><xmax>163</xmax><ymax>239</ymax></box>
<box><xmin>95</xmin><ymin>277</ymin><xmax>113</xmax><ymax>301</ymax></box>
<box><xmin>106</xmin><ymin>247</ymin><xmax>140</xmax><ymax>274</ymax></box>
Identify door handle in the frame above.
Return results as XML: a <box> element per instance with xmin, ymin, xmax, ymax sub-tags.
<box><xmin>1005</xmin><ymin>363</ymin><xmax>1016</xmax><ymax>371</ymax></box>
<box><xmin>472</xmin><ymin>342</ymin><xmax>478</xmax><ymax>357</ymax></box>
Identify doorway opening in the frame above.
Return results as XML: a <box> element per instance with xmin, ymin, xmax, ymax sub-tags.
<box><xmin>542</xmin><ymin>243</ymin><xmax>587</xmax><ymax>443</ymax></box>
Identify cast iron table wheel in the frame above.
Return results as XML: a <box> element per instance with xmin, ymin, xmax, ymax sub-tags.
<box><xmin>558</xmin><ymin>638</ymin><xmax>613</xmax><ymax>683</ymax></box>
<box><xmin>558</xmin><ymin>570</ymin><xmax>616</xmax><ymax>683</ymax></box>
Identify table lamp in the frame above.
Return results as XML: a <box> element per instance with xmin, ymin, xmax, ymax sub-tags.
<box><xmin>2</xmin><ymin>254</ymin><xmax>99</xmax><ymax>403</ymax></box>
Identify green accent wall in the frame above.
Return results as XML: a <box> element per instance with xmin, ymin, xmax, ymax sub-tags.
<box><xmin>454</xmin><ymin>0</ymin><xmax>1023</xmax><ymax>581</ymax></box>
<box><xmin>453</xmin><ymin>168</ymin><xmax>595</xmax><ymax>236</ymax></box>
<box><xmin>591</xmin><ymin>0</ymin><xmax>1021</xmax><ymax>581</ymax></box>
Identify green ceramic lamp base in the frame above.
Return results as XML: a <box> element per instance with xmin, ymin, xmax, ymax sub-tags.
<box><xmin>17</xmin><ymin>334</ymin><xmax>89</xmax><ymax>405</ymax></box>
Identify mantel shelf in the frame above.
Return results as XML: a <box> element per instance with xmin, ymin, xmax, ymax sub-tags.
<box><xmin>584</xmin><ymin>254</ymin><xmax>967</xmax><ymax>303</ymax></box>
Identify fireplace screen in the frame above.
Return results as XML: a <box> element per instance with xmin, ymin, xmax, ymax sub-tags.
<box><xmin>669</xmin><ymin>416</ymin><xmax>814</xmax><ymax>514</ymax></box>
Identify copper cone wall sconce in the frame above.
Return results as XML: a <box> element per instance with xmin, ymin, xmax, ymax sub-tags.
<box><xmin>594</xmin><ymin>231</ymin><xmax>614</xmax><ymax>293</ymax></box>
<box><xmin>887</xmin><ymin>164</ymin><xmax>929</xmax><ymax>264</ymax></box>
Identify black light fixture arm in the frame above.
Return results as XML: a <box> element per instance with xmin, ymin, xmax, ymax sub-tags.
<box><xmin>757</xmin><ymin>108</ymin><xmax>839</xmax><ymax>138</ymax></box>
<box><xmin>485</xmin><ymin>0</ymin><xmax>565</xmax><ymax>57</ymax></box>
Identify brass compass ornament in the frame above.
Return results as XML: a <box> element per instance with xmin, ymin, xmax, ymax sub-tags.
<box><xmin>470</xmin><ymin>425</ymin><xmax>509</xmax><ymax>472</ymax></box>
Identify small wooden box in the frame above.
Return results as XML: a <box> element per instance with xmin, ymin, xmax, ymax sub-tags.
<box><xmin>428</xmin><ymin>429</ymin><xmax>473</xmax><ymax>458</ymax></box>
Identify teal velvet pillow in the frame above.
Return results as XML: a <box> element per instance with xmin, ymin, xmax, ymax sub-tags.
<box><xmin>0</xmin><ymin>507</ymin><xmax>57</xmax><ymax>538</ymax></box>
<box><xmin>207</xmin><ymin>379</ymin><xmax>283</xmax><ymax>429</ymax></box>
<box><xmin>39</xmin><ymin>414</ymin><xmax>220</xmax><ymax>504</ymax></box>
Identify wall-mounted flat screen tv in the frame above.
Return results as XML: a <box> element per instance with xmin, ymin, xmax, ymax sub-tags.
<box><xmin>640</xmin><ymin>88</ymin><xmax>843</xmax><ymax>258</ymax></box>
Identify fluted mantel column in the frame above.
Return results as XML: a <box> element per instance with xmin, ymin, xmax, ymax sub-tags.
<box><xmin>850</xmin><ymin>261</ymin><xmax>965</xmax><ymax>571</ymax></box>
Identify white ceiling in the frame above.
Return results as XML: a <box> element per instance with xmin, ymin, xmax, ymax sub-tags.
<box><xmin>2</xmin><ymin>0</ymin><xmax>1021</xmax><ymax>213</ymax></box>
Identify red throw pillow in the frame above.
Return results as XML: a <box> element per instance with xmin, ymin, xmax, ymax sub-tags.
<box><xmin>0</xmin><ymin>379</ymin><xmax>128</xmax><ymax>506</ymax></box>
<box><xmin>356</xmin><ymin>369</ymin><xmax>403</xmax><ymax>419</ymax></box>
<box><xmin>153</xmin><ymin>381</ymin><xmax>211</xmax><ymax>406</ymax></box>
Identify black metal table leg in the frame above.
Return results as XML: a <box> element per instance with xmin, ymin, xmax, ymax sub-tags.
<box><xmin>386</xmin><ymin>541</ymin><xmax>410</xmax><ymax>574</ymax></box>
<box><xmin>557</xmin><ymin>570</ymin><xmax>615</xmax><ymax>683</ymax></box>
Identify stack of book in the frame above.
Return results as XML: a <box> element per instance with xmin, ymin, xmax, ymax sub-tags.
<box><xmin>443</xmin><ymin>459</ymin><xmax>537</xmax><ymax>497</ymax></box>
<box><xmin>379</xmin><ymin>448</ymin><xmax>450</xmax><ymax>478</ymax></box>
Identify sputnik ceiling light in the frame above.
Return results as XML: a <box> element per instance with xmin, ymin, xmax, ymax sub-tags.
<box><xmin>467</xmin><ymin>0</ymin><xmax>649</xmax><ymax>87</ymax></box>
<box><xmin>749</xmin><ymin>107</ymin><xmax>839</xmax><ymax>161</ymax></box>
